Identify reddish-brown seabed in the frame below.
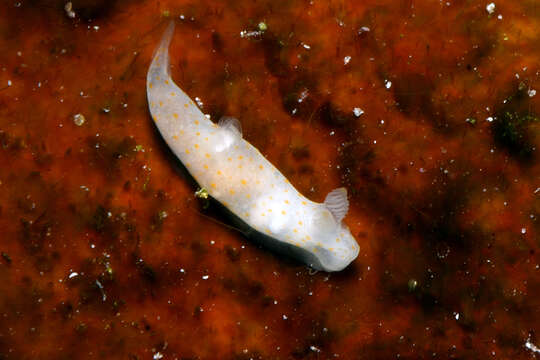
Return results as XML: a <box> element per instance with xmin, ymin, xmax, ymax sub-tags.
<box><xmin>0</xmin><ymin>0</ymin><xmax>539</xmax><ymax>359</ymax></box>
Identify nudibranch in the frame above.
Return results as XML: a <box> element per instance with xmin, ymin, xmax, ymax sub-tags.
<box><xmin>146</xmin><ymin>22</ymin><xmax>359</xmax><ymax>271</ymax></box>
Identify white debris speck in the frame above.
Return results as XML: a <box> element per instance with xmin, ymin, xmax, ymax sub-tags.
<box><xmin>282</xmin><ymin>314</ymin><xmax>288</xmax><ymax>320</ymax></box>
<box><xmin>93</xmin><ymin>26</ymin><xmax>100</xmax><ymax>31</ymax></box>
<box><xmin>344</xmin><ymin>56</ymin><xmax>351</xmax><ymax>65</ymax></box>
<box><xmin>68</xmin><ymin>272</ymin><xmax>78</xmax><ymax>279</ymax></box>
<box><xmin>179</xmin><ymin>268</ymin><xmax>185</xmax><ymax>273</ymax></box>
<box><xmin>7</xmin><ymin>80</ymin><xmax>12</xmax><ymax>86</ymax></box>
<box><xmin>73</xmin><ymin>113</ymin><xmax>85</xmax><ymax>126</ymax></box>
<box><xmin>195</xmin><ymin>97</ymin><xmax>204</xmax><ymax>107</ymax></box>
<box><xmin>310</xmin><ymin>345</ymin><xmax>321</xmax><ymax>353</ymax></box>
<box><xmin>521</xmin><ymin>228</ymin><xmax>527</xmax><ymax>234</ymax></box>
<box><xmin>353</xmin><ymin>107</ymin><xmax>364</xmax><ymax>117</ymax></box>
<box><xmin>329</xmin><ymin>131</ymin><xmax>335</xmax><ymax>136</ymax></box>
<box><xmin>153</xmin><ymin>352</ymin><xmax>164</xmax><ymax>360</ymax></box>
<box><xmin>240</xmin><ymin>30</ymin><xmax>262</xmax><ymax>38</ymax></box>
<box><xmin>497</xmin><ymin>14</ymin><xmax>502</xmax><ymax>20</ymax></box>
<box><xmin>303</xmin><ymin>43</ymin><xmax>311</xmax><ymax>50</ymax></box>
<box><xmin>358</xmin><ymin>26</ymin><xmax>370</xmax><ymax>34</ymax></box>
<box><xmin>298</xmin><ymin>89</ymin><xmax>309</xmax><ymax>103</ymax></box>
<box><xmin>525</xmin><ymin>338</ymin><xmax>540</xmax><ymax>354</ymax></box>
<box><xmin>528</xmin><ymin>89</ymin><xmax>536</xmax><ymax>98</ymax></box>
<box><xmin>64</xmin><ymin>2</ymin><xmax>76</xmax><ymax>18</ymax></box>
<box><xmin>486</xmin><ymin>116</ymin><xmax>494</xmax><ymax>122</ymax></box>
<box><xmin>384</xmin><ymin>80</ymin><xmax>392</xmax><ymax>89</ymax></box>
<box><xmin>486</xmin><ymin>3</ymin><xmax>495</xmax><ymax>14</ymax></box>
<box><xmin>454</xmin><ymin>312</ymin><xmax>460</xmax><ymax>320</ymax></box>
<box><xmin>202</xmin><ymin>275</ymin><xmax>209</xmax><ymax>280</ymax></box>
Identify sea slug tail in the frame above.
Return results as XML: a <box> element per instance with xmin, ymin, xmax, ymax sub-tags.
<box><xmin>148</xmin><ymin>21</ymin><xmax>175</xmax><ymax>82</ymax></box>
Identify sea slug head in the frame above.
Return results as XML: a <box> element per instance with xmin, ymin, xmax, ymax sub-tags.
<box><xmin>310</xmin><ymin>219</ymin><xmax>359</xmax><ymax>272</ymax></box>
<box><xmin>307</xmin><ymin>188</ymin><xmax>360</xmax><ymax>272</ymax></box>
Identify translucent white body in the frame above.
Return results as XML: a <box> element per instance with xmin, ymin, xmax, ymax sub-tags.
<box><xmin>146</xmin><ymin>23</ymin><xmax>359</xmax><ymax>271</ymax></box>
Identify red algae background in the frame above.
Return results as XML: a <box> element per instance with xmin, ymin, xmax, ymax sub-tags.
<box><xmin>0</xmin><ymin>0</ymin><xmax>539</xmax><ymax>358</ymax></box>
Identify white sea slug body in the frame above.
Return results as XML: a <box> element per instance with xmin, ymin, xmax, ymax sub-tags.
<box><xmin>147</xmin><ymin>22</ymin><xmax>359</xmax><ymax>272</ymax></box>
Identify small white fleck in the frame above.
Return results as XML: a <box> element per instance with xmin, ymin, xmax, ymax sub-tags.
<box><xmin>454</xmin><ymin>312</ymin><xmax>460</xmax><ymax>320</ymax></box>
<box><xmin>298</xmin><ymin>89</ymin><xmax>309</xmax><ymax>103</ymax></box>
<box><xmin>486</xmin><ymin>3</ymin><xmax>495</xmax><ymax>14</ymax></box>
<box><xmin>240</xmin><ymin>30</ymin><xmax>262</xmax><ymax>38</ymax></box>
<box><xmin>195</xmin><ymin>97</ymin><xmax>204</xmax><ymax>107</ymax></box>
<box><xmin>329</xmin><ymin>131</ymin><xmax>335</xmax><ymax>136</ymax></box>
<box><xmin>303</xmin><ymin>43</ymin><xmax>311</xmax><ymax>50</ymax></box>
<box><xmin>73</xmin><ymin>113</ymin><xmax>85</xmax><ymax>126</ymax></box>
<box><xmin>153</xmin><ymin>352</ymin><xmax>163</xmax><ymax>360</ymax></box>
<box><xmin>528</xmin><ymin>89</ymin><xmax>536</xmax><ymax>98</ymax></box>
<box><xmin>310</xmin><ymin>345</ymin><xmax>321</xmax><ymax>353</ymax></box>
<box><xmin>282</xmin><ymin>314</ymin><xmax>288</xmax><ymax>320</ymax></box>
<box><xmin>7</xmin><ymin>80</ymin><xmax>12</xmax><ymax>86</ymax></box>
<box><xmin>526</xmin><ymin>338</ymin><xmax>540</xmax><ymax>354</ymax></box>
<box><xmin>344</xmin><ymin>56</ymin><xmax>351</xmax><ymax>65</ymax></box>
<box><xmin>68</xmin><ymin>272</ymin><xmax>78</xmax><ymax>279</ymax></box>
<box><xmin>202</xmin><ymin>275</ymin><xmax>209</xmax><ymax>280</ymax></box>
<box><xmin>64</xmin><ymin>1</ymin><xmax>76</xmax><ymax>18</ymax></box>
<box><xmin>353</xmin><ymin>107</ymin><xmax>364</xmax><ymax>117</ymax></box>
<box><xmin>179</xmin><ymin>268</ymin><xmax>185</xmax><ymax>273</ymax></box>
<box><xmin>486</xmin><ymin>116</ymin><xmax>494</xmax><ymax>122</ymax></box>
<box><xmin>384</xmin><ymin>80</ymin><xmax>392</xmax><ymax>89</ymax></box>
<box><xmin>497</xmin><ymin>14</ymin><xmax>502</xmax><ymax>20</ymax></box>
<box><xmin>358</xmin><ymin>26</ymin><xmax>370</xmax><ymax>34</ymax></box>
<box><xmin>521</xmin><ymin>228</ymin><xmax>527</xmax><ymax>234</ymax></box>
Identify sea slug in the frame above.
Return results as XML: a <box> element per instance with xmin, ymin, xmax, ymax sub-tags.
<box><xmin>146</xmin><ymin>22</ymin><xmax>359</xmax><ymax>271</ymax></box>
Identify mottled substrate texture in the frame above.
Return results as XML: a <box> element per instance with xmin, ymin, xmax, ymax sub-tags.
<box><xmin>0</xmin><ymin>0</ymin><xmax>538</xmax><ymax>359</ymax></box>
